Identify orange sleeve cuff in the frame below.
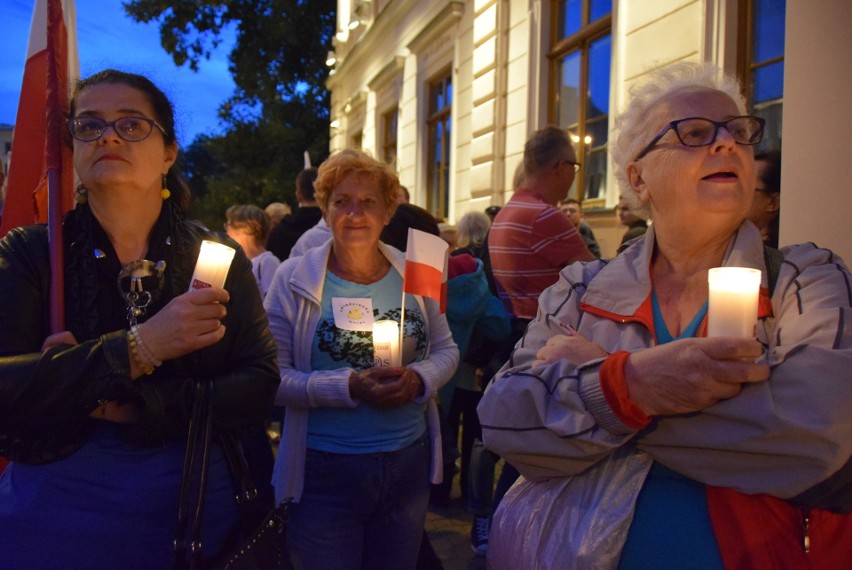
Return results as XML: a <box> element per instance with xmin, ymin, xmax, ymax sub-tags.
<box><xmin>600</xmin><ymin>351</ymin><xmax>652</xmax><ymax>429</ymax></box>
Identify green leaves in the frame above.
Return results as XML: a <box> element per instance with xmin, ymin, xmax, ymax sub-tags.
<box><xmin>124</xmin><ymin>0</ymin><xmax>335</xmax><ymax>228</ymax></box>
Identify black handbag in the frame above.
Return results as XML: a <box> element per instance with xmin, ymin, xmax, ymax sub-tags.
<box><xmin>172</xmin><ymin>380</ymin><xmax>293</xmax><ymax>570</ymax></box>
<box><xmin>217</xmin><ymin>499</ymin><xmax>291</xmax><ymax>570</ymax></box>
<box><xmin>173</xmin><ymin>379</ymin><xmax>216</xmax><ymax>570</ymax></box>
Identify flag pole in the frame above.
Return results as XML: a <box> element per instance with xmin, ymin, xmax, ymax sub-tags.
<box><xmin>399</xmin><ymin>290</ymin><xmax>406</xmax><ymax>367</ymax></box>
<box><xmin>45</xmin><ymin>0</ymin><xmax>70</xmax><ymax>333</ymax></box>
<box><xmin>47</xmin><ymin>167</ymin><xmax>65</xmax><ymax>332</ymax></box>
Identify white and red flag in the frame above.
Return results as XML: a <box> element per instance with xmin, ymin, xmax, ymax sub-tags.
<box><xmin>1</xmin><ymin>0</ymin><xmax>79</xmax><ymax>333</ymax></box>
<box><xmin>403</xmin><ymin>228</ymin><xmax>449</xmax><ymax>312</ymax></box>
<box><xmin>1</xmin><ymin>0</ymin><xmax>79</xmax><ymax>237</ymax></box>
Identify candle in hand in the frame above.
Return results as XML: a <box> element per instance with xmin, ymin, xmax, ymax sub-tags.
<box><xmin>373</xmin><ymin>320</ymin><xmax>401</xmax><ymax>367</ymax></box>
<box><xmin>189</xmin><ymin>240</ymin><xmax>236</xmax><ymax>291</ymax></box>
<box><xmin>707</xmin><ymin>267</ymin><xmax>762</xmax><ymax>338</ymax></box>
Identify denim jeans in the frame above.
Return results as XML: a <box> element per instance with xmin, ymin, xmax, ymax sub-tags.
<box><xmin>287</xmin><ymin>433</ymin><xmax>430</xmax><ymax>570</ymax></box>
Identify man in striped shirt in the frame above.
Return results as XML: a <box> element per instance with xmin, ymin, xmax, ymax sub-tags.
<box><xmin>489</xmin><ymin>126</ymin><xmax>594</xmax><ymax>328</ymax></box>
<box><xmin>468</xmin><ymin>127</ymin><xmax>594</xmax><ymax>555</ymax></box>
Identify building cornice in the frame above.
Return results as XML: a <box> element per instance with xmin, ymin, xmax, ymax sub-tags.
<box><xmin>406</xmin><ymin>1</ymin><xmax>465</xmax><ymax>54</ymax></box>
<box><xmin>368</xmin><ymin>56</ymin><xmax>405</xmax><ymax>91</ymax></box>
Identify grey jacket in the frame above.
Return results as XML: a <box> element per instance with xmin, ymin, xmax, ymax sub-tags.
<box><xmin>479</xmin><ymin>221</ymin><xmax>852</xmax><ymax>506</ymax></box>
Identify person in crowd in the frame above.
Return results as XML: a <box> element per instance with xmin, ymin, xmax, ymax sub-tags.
<box><xmin>438</xmin><ymin>222</ymin><xmax>458</xmax><ymax>252</ymax></box>
<box><xmin>479</xmin><ymin>62</ymin><xmax>852</xmax><ymax>568</ymax></box>
<box><xmin>446</xmin><ymin>210</ymin><xmax>500</xmax><ymax>497</ymax></box>
<box><xmin>484</xmin><ymin>205</ymin><xmax>501</xmax><ymax>222</ymax></box>
<box><xmin>618</xmin><ymin>194</ymin><xmax>648</xmax><ymax>245</ymax></box>
<box><xmin>489</xmin><ymin>126</ymin><xmax>594</xmax><ymax>328</ymax></box>
<box><xmin>288</xmin><ymin>217</ymin><xmax>332</xmax><ymax>258</ymax></box>
<box><xmin>560</xmin><ymin>198</ymin><xmax>601</xmax><ymax>258</ymax></box>
<box><xmin>397</xmin><ymin>185</ymin><xmax>411</xmax><ymax>204</ymax></box>
<box><xmin>379</xmin><ymin>202</ymin><xmax>503</xmax><ymax>566</ymax></box>
<box><xmin>266</xmin><ymin>167</ymin><xmax>321</xmax><ymax>260</ymax></box>
<box><xmin>265</xmin><ymin>201</ymin><xmax>292</xmax><ymax>229</ymax></box>
<box><xmin>225</xmin><ymin>204</ymin><xmax>281</xmax><ymax>298</ymax></box>
<box><xmin>748</xmin><ymin>149</ymin><xmax>781</xmax><ymax>248</ymax></box>
<box><xmin>264</xmin><ymin>149</ymin><xmax>459</xmax><ymax>569</ymax></box>
<box><xmin>379</xmin><ymin>203</ymin><xmax>438</xmax><ymax>246</ymax></box>
<box><xmin>478</xmin><ymin>126</ymin><xmax>595</xmax><ymax>555</ymax></box>
<box><xmin>455</xmin><ymin>210</ymin><xmax>491</xmax><ymax>260</ymax></box>
<box><xmin>0</xmin><ymin>69</ymin><xmax>279</xmax><ymax>568</ymax></box>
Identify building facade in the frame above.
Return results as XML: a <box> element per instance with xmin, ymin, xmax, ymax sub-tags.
<box><xmin>327</xmin><ymin>0</ymin><xmax>851</xmax><ymax>260</ymax></box>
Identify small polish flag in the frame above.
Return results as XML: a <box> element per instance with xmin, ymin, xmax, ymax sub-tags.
<box><xmin>403</xmin><ymin>228</ymin><xmax>449</xmax><ymax>312</ymax></box>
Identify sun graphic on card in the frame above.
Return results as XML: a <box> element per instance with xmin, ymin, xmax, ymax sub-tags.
<box><xmin>347</xmin><ymin>307</ymin><xmax>364</xmax><ymax>320</ymax></box>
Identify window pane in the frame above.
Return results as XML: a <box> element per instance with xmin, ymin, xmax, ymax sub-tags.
<box><xmin>753</xmin><ymin>100</ymin><xmax>783</xmax><ymax>153</ymax></box>
<box><xmin>584</xmin><ymin>147</ymin><xmax>607</xmax><ymax>200</ymax></box>
<box><xmin>445</xmin><ymin>77</ymin><xmax>453</xmax><ymax>107</ymax></box>
<box><xmin>435</xmin><ymin>121</ymin><xmax>443</xmax><ymax>161</ymax></box>
<box><xmin>752</xmin><ymin>60</ymin><xmax>784</xmax><ymax>104</ymax></box>
<box><xmin>753</xmin><ymin>0</ymin><xmax>786</xmax><ymax>62</ymax></box>
<box><xmin>557</xmin><ymin>50</ymin><xmax>581</xmax><ymax>127</ymax></box>
<box><xmin>583</xmin><ymin>117</ymin><xmax>608</xmax><ymax>200</ymax></box>
<box><xmin>432</xmin><ymin>83</ymin><xmax>443</xmax><ymax>112</ymax></box>
<box><xmin>587</xmin><ymin>35</ymin><xmax>611</xmax><ymax>119</ymax></box>
<box><xmin>442</xmin><ymin>117</ymin><xmax>451</xmax><ymax>213</ymax></box>
<box><xmin>590</xmin><ymin>0</ymin><xmax>612</xmax><ymax>22</ymax></box>
<box><xmin>559</xmin><ymin>0</ymin><xmax>582</xmax><ymax>39</ymax></box>
<box><xmin>585</xmin><ymin>116</ymin><xmax>608</xmax><ymax>150</ymax></box>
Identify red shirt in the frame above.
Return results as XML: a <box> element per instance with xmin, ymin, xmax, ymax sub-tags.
<box><xmin>488</xmin><ymin>190</ymin><xmax>593</xmax><ymax>319</ymax></box>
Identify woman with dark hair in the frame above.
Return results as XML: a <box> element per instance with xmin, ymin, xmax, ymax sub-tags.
<box><xmin>0</xmin><ymin>70</ymin><xmax>279</xmax><ymax>568</ymax></box>
<box><xmin>748</xmin><ymin>149</ymin><xmax>781</xmax><ymax>248</ymax></box>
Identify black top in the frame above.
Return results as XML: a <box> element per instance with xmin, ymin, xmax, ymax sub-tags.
<box><xmin>266</xmin><ymin>206</ymin><xmax>323</xmax><ymax>260</ymax></box>
<box><xmin>0</xmin><ymin>201</ymin><xmax>279</xmax><ymax>464</ymax></box>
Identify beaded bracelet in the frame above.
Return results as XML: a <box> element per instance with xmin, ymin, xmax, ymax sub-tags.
<box><xmin>128</xmin><ymin>326</ymin><xmax>158</xmax><ymax>375</ymax></box>
<box><xmin>131</xmin><ymin>324</ymin><xmax>163</xmax><ymax>368</ymax></box>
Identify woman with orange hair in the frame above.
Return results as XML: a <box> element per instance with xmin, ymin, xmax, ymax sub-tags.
<box><xmin>264</xmin><ymin>149</ymin><xmax>459</xmax><ymax>569</ymax></box>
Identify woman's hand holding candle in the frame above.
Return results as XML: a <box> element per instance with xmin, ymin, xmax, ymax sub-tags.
<box><xmin>349</xmin><ymin>367</ymin><xmax>424</xmax><ymax>408</ymax></box>
<box><xmin>135</xmin><ymin>287</ymin><xmax>230</xmax><ymax>365</ymax></box>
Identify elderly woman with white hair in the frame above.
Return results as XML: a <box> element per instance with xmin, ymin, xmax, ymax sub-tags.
<box><xmin>478</xmin><ymin>62</ymin><xmax>852</xmax><ymax>568</ymax></box>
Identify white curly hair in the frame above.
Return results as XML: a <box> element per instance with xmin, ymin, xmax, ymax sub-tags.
<box><xmin>456</xmin><ymin>211</ymin><xmax>491</xmax><ymax>250</ymax></box>
<box><xmin>611</xmin><ymin>62</ymin><xmax>747</xmax><ymax>217</ymax></box>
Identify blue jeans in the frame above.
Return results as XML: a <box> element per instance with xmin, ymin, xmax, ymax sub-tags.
<box><xmin>288</xmin><ymin>434</ymin><xmax>430</xmax><ymax>570</ymax></box>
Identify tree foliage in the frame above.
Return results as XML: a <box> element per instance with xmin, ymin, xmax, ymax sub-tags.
<box><xmin>124</xmin><ymin>0</ymin><xmax>335</xmax><ymax>228</ymax></box>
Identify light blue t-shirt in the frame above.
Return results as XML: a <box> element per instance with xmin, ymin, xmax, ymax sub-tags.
<box><xmin>306</xmin><ymin>268</ymin><xmax>428</xmax><ymax>454</ymax></box>
<box><xmin>618</xmin><ymin>292</ymin><xmax>723</xmax><ymax>569</ymax></box>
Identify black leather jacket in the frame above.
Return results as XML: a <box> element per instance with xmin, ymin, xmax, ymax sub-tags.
<box><xmin>0</xmin><ymin>202</ymin><xmax>279</xmax><ymax>464</ymax></box>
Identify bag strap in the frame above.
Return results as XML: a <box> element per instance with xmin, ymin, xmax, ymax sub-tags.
<box><xmin>763</xmin><ymin>245</ymin><xmax>784</xmax><ymax>297</ymax></box>
<box><xmin>173</xmin><ymin>380</ymin><xmax>215</xmax><ymax>570</ymax></box>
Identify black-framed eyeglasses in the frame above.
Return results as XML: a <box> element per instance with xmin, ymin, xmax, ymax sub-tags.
<box><xmin>556</xmin><ymin>159</ymin><xmax>582</xmax><ymax>173</ymax></box>
<box><xmin>67</xmin><ymin>116</ymin><xmax>167</xmax><ymax>142</ymax></box>
<box><xmin>634</xmin><ymin>115</ymin><xmax>765</xmax><ymax>161</ymax></box>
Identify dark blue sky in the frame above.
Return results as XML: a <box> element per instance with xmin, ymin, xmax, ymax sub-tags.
<box><xmin>0</xmin><ymin>0</ymin><xmax>236</xmax><ymax>144</ymax></box>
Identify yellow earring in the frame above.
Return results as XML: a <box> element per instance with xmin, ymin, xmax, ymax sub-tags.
<box><xmin>160</xmin><ymin>174</ymin><xmax>171</xmax><ymax>200</ymax></box>
<box><xmin>75</xmin><ymin>185</ymin><xmax>88</xmax><ymax>204</ymax></box>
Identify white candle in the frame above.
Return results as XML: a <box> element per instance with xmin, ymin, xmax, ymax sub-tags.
<box><xmin>189</xmin><ymin>240</ymin><xmax>236</xmax><ymax>291</ymax></box>
<box><xmin>373</xmin><ymin>320</ymin><xmax>401</xmax><ymax>367</ymax></box>
<box><xmin>707</xmin><ymin>267</ymin><xmax>762</xmax><ymax>338</ymax></box>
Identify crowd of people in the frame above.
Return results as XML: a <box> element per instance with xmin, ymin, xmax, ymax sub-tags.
<box><xmin>1</xmin><ymin>60</ymin><xmax>850</xmax><ymax>570</ymax></box>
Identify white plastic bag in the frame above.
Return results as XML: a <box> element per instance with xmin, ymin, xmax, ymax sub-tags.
<box><xmin>488</xmin><ymin>446</ymin><xmax>652</xmax><ymax>570</ymax></box>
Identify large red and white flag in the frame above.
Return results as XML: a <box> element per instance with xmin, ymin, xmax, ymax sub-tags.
<box><xmin>403</xmin><ymin>228</ymin><xmax>449</xmax><ymax>312</ymax></box>
<box><xmin>0</xmin><ymin>0</ymin><xmax>79</xmax><ymax>237</ymax></box>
